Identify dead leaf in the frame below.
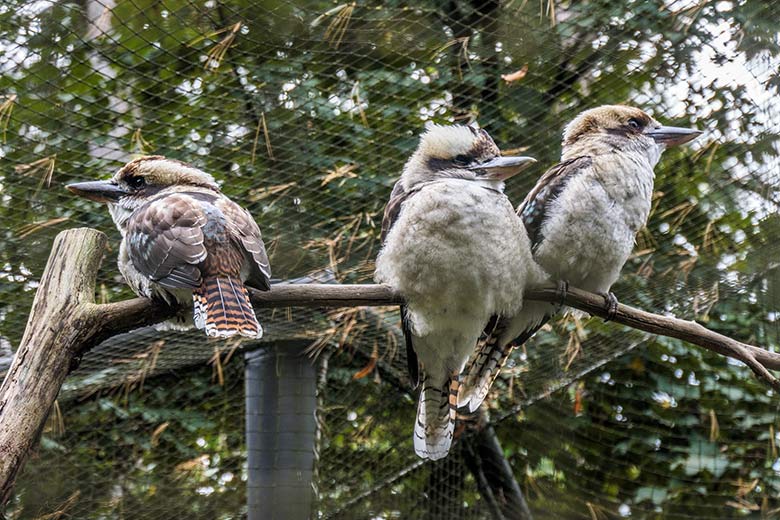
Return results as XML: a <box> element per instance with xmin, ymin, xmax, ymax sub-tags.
<box><xmin>501</xmin><ymin>64</ymin><xmax>528</xmax><ymax>84</ymax></box>
<box><xmin>353</xmin><ymin>343</ymin><xmax>378</xmax><ymax>379</ymax></box>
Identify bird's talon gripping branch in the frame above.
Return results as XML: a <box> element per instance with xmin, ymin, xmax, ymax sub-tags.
<box><xmin>600</xmin><ymin>291</ymin><xmax>619</xmax><ymax>321</ymax></box>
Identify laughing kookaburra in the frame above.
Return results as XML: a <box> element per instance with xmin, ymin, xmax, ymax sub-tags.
<box><xmin>67</xmin><ymin>156</ymin><xmax>271</xmax><ymax>339</ymax></box>
<box><xmin>459</xmin><ymin>105</ymin><xmax>702</xmax><ymax>412</ymax></box>
<box><xmin>375</xmin><ymin>124</ymin><xmax>543</xmax><ymax>460</ymax></box>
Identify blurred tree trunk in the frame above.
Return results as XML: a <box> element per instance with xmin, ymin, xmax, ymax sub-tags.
<box><xmin>424</xmin><ymin>446</ymin><xmax>467</xmax><ymax>520</ymax></box>
<box><xmin>463</xmin><ymin>413</ymin><xmax>533</xmax><ymax>520</ymax></box>
<box><xmin>83</xmin><ymin>0</ymin><xmax>134</xmax><ymax>163</ymax></box>
<box><xmin>441</xmin><ymin>0</ymin><xmax>501</xmax><ymax>119</ymax></box>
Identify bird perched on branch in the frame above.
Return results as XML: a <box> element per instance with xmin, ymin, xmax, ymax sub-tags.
<box><xmin>459</xmin><ymin>105</ymin><xmax>702</xmax><ymax>412</ymax></box>
<box><xmin>375</xmin><ymin>123</ymin><xmax>543</xmax><ymax>460</ymax></box>
<box><xmin>67</xmin><ymin>156</ymin><xmax>271</xmax><ymax>339</ymax></box>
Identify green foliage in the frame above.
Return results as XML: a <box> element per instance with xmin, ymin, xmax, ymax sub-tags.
<box><xmin>0</xmin><ymin>0</ymin><xmax>779</xmax><ymax>518</ymax></box>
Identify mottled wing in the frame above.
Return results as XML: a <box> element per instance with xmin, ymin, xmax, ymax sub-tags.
<box><xmin>380</xmin><ymin>179</ymin><xmax>421</xmax><ymax>388</ymax></box>
<box><xmin>126</xmin><ymin>194</ymin><xmax>208</xmax><ymax>289</ymax></box>
<box><xmin>518</xmin><ymin>155</ymin><xmax>593</xmax><ymax>248</ymax></box>
<box><xmin>380</xmin><ymin>179</ymin><xmax>412</xmax><ymax>243</ymax></box>
<box><xmin>218</xmin><ymin>198</ymin><xmax>272</xmax><ymax>291</ymax></box>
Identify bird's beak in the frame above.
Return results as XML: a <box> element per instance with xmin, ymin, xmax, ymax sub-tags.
<box><xmin>66</xmin><ymin>180</ymin><xmax>129</xmax><ymax>203</ymax></box>
<box><xmin>645</xmin><ymin>125</ymin><xmax>702</xmax><ymax>147</ymax></box>
<box><xmin>471</xmin><ymin>156</ymin><xmax>537</xmax><ymax>181</ymax></box>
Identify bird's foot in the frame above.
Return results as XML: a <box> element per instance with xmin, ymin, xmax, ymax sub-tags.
<box><xmin>556</xmin><ymin>279</ymin><xmax>570</xmax><ymax>308</ymax></box>
<box><xmin>599</xmin><ymin>291</ymin><xmax>619</xmax><ymax>322</ymax></box>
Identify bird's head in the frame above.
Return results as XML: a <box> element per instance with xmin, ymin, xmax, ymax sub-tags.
<box><xmin>402</xmin><ymin>124</ymin><xmax>536</xmax><ymax>190</ymax></box>
<box><xmin>66</xmin><ymin>156</ymin><xmax>220</xmax><ymax>230</ymax></box>
<box><xmin>67</xmin><ymin>156</ymin><xmax>219</xmax><ymax>205</ymax></box>
<box><xmin>561</xmin><ymin>105</ymin><xmax>701</xmax><ymax>164</ymax></box>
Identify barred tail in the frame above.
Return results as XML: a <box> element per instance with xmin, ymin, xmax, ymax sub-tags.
<box><xmin>459</xmin><ymin>335</ymin><xmax>515</xmax><ymax>413</ymax></box>
<box><xmin>459</xmin><ymin>317</ymin><xmax>548</xmax><ymax>413</ymax></box>
<box><xmin>413</xmin><ymin>372</ymin><xmax>459</xmax><ymax>461</ymax></box>
<box><xmin>193</xmin><ymin>276</ymin><xmax>262</xmax><ymax>339</ymax></box>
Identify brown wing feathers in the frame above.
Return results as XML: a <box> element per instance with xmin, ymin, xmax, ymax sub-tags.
<box><xmin>126</xmin><ymin>196</ymin><xmax>207</xmax><ymax>289</ymax></box>
<box><xmin>460</xmin><ymin>156</ymin><xmax>592</xmax><ymax>411</ymax></box>
<box><xmin>380</xmin><ymin>180</ymin><xmax>421</xmax><ymax>387</ymax></box>
<box><xmin>128</xmin><ymin>192</ymin><xmax>266</xmax><ymax>339</ymax></box>
<box><xmin>193</xmin><ymin>276</ymin><xmax>261</xmax><ymax>338</ymax></box>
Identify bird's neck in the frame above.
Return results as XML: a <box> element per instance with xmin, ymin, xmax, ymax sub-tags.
<box><xmin>472</xmin><ymin>178</ymin><xmax>505</xmax><ymax>193</ymax></box>
<box><xmin>108</xmin><ymin>202</ymin><xmax>133</xmax><ymax>236</ymax></box>
<box><xmin>404</xmin><ymin>177</ymin><xmax>505</xmax><ymax>195</ymax></box>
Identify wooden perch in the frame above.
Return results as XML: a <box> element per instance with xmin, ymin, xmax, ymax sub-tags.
<box><xmin>1</xmin><ymin>227</ymin><xmax>780</xmax><ymax>504</ymax></box>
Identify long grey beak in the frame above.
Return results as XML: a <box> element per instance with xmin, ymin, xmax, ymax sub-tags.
<box><xmin>645</xmin><ymin>125</ymin><xmax>702</xmax><ymax>147</ymax></box>
<box><xmin>471</xmin><ymin>156</ymin><xmax>537</xmax><ymax>181</ymax></box>
<box><xmin>66</xmin><ymin>180</ymin><xmax>128</xmax><ymax>203</ymax></box>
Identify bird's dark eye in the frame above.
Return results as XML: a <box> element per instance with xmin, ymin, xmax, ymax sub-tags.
<box><xmin>627</xmin><ymin>118</ymin><xmax>643</xmax><ymax>130</ymax></box>
<box><xmin>452</xmin><ymin>154</ymin><xmax>471</xmax><ymax>167</ymax></box>
<box><xmin>126</xmin><ymin>176</ymin><xmax>146</xmax><ymax>189</ymax></box>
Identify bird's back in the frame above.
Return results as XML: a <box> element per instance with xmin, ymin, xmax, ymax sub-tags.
<box><xmin>125</xmin><ymin>189</ymin><xmax>269</xmax><ymax>338</ymax></box>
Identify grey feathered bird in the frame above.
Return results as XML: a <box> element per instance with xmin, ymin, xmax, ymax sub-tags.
<box><xmin>375</xmin><ymin>124</ymin><xmax>543</xmax><ymax>460</ymax></box>
<box><xmin>459</xmin><ymin>105</ymin><xmax>702</xmax><ymax>412</ymax></box>
<box><xmin>67</xmin><ymin>156</ymin><xmax>271</xmax><ymax>338</ymax></box>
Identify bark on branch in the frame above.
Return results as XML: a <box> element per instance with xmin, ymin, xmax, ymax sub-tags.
<box><xmin>2</xmin><ymin>227</ymin><xmax>780</xmax><ymax>505</ymax></box>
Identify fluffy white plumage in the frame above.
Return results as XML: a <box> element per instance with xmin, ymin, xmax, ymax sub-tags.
<box><xmin>375</xmin><ymin>124</ymin><xmax>543</xmax><ymax>460</ymax></box>
<box><xmin>471</xmin><ymin>105</ymin><xmax>701</xmax><ymax>407</ymax></box>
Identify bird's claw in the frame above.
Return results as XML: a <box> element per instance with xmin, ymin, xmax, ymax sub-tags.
<box><xmin>599</xmin><ymin>291</ymin><xmax>619</xmax><ymax>321</ymax></box>
<box><xmin>556</xmin><ymin>279</ymin><xmax>569</xmax><ymax>308</ymax></box>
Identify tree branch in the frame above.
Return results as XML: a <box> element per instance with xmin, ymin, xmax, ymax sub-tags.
<box><xmin>3</xmin><ymin>227</ymin><xmax>780</xmax><ymax>505</ymax></box>
<box><xmin>95</xmin><ymin>260</ymin><xmax>780</xmax><ymax>392</ymax></box>
<box><xmin>524</xmin><ymin>286</ymin><xmax>780</xmax><ymax>391</ymax></box>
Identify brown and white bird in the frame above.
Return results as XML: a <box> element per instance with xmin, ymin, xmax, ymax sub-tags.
<box><xmin>459</xmin><ymin>105</ymin><xmax>702</xmax><ymax>412</ymax></box>
<box><xmin>375</xmin><ymin>124</ymin><xmax>543</xmax><ymax>460</ymax></box>
<box><xmin>67</xmin><ymin>156</ymin><xmax>271</xmax><ymax>338</ymax></box>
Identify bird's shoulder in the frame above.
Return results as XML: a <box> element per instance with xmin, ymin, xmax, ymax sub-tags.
<box><xmin>518</xmin><ymin>155</ymin><xmax>592</xmax><ymax>247</ymax></box>
<box><xmin>380</xmin><ymin>179</ymin><xmax>417</xmax><ymax>244</ymax></box>
<box><xmin>129</xmin><ymin>191</ymin><xmax>209</xmax><ymax>233</ymax></box>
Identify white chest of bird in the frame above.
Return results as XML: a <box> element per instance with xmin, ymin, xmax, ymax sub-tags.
<box><xmin>534</xmin><ymin>150</ymin><xmax>655</xmax><ymax>294</ymax></box>
<box><xmin>377</xmin><ymin>178</ymin><xmax>534</xmax><ymax>347</ymax></box>
<box><xmin>375</xmin><ymin>123</ymin><xmax>540</xmax><ymax>460</ymax></box>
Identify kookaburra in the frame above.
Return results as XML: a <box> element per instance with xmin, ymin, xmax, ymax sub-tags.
<box><xmin>67</xmin><ymin>156</ymin><xmax>271</xmax><ymax>338</ymax></box>
<box><xmin>375</xmin><ymin>124</ymin><xmax>543</xmax><ymax>460</ymax></box>
<box><xmin>459</xmin><ymin>105</ymin><xmax>702</xmax><ymax>412</ymax></box>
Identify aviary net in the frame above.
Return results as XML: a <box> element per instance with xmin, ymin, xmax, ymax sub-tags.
<box><xmin>1</xmin><ymin>0</ymin><xmax>779</xmax><ymax>518</ymax></box>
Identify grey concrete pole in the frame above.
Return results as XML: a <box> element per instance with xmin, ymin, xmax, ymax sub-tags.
<box><xmin>245</xmin><ymin>342</ymin><xmax>318</xmax><ymax>520</ymax></box>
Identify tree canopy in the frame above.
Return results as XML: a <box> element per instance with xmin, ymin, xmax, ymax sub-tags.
<box><xmin>1</xmin><ymin>0</ymin><xmax>779</xmax><ymax>518</ymax></box>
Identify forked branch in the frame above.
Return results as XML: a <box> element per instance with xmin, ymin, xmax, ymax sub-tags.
<box><xmin>2</xmin><ymin>227</ymin><xmax>779</xmax><ymax>506</ymax></box>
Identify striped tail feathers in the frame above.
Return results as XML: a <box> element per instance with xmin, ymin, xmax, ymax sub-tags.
<box><xmin>458</xmin><ymin>326</ymin><xmax>513</xmax><ymax>413</ymax></box>
<box><xmin>193</xmin><ymin>276</ymin><xmax>263</xmax><ymax>339</ymax></box>
<box><xmin>414</xmin><ymin>372</ymin><xmax>460</xmax><ymax>461</ymax></box>
<box><xmin>459</xmin><ymin>318</ymin><xmax>547</xmax><ymax>413</ymax></box>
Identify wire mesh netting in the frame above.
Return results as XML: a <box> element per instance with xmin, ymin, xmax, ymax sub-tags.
<box><xmin>1</xmin><ymin>0</ymin><xmax>780</xmax><ymax>518</ymax></box>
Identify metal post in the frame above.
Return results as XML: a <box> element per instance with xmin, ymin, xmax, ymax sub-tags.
<box><xmin>245</xmin><ymin>342</ymin><xmax>317</xmax><ymax>520</ymax></box>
